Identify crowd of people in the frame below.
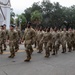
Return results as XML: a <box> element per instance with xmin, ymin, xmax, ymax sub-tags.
<box><xmin>0</xmin><ymin>22</ymin><xmax>75</xmax><ymax>62</ymax></box>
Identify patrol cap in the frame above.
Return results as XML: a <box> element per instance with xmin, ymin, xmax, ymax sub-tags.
<box><xmin>3</xmin><ymin>24</ymin><xmax>6</xmax><ymax>26</ymax></box>
<box><xmin>10</xmin><ymin>24</ymin><xmax>15</xmax><ymax>28</ymax></box>
<box><xmin>27</xmin><ymin>22</ymin><xmax>32</xmax><ymax>25</ymax></box>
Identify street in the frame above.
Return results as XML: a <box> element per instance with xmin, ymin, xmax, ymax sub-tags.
<box><xmin>0</xmin><ymin>45</ymin><xmax>75</xmax><ymax>75</ymax></box>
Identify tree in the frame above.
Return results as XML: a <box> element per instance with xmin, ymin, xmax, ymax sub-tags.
<box><xmin>15</xmin><ymin>14</ymin><xmax>27</xmax><ymax>30</ymax></box>
<box><xmin>31</xmin><ymin>10</ymin><xmax>43</xmax><ymax>25</ymax></box>
<box><xmin>22</xmin><ymin>1</ymin><xmax>75</xmax><ymax>29</ymax></box>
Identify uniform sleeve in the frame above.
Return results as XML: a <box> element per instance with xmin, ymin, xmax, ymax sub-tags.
<box><xmin>14</xmin><ymin>31</ymin><xmax>18</xmax><ymax>41</ymax></box>
<box><xmin>31</xmin><ymin>29</ymin><xmax>36</xmax><ymax>38</ymax></box>
<box><xmin>7</xmin><ymin>31</ymin><xmax>9</xmax><ymax>40</ymax></box>
<box><xmin>22</xmin><ymin>30</ymin><xmax>26</xmax><ymax>40</ymax></box>
<box><xmin>18</xmin><ymin>30</ymin><xmax>22</xmax><ymax>39</ymax></box>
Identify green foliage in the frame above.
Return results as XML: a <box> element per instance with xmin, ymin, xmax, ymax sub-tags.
<box><xmin>31</xmin><ymin>10</ymin><xmax>43</xmax><ymax>25</ymax></box>
<box><xmin>16</xmin><ymin>1</ymin><xmax>75</xmax><ymax>29</ymax></box>
<box><xmin>15</xmin><ymin>14</ymin><xmax>27</xmax><ymax>30</ymax></box>
<box><xmin>16</xmin><ymin>14</ymin><xmax>27</xmax><ymax>26</ymax></box>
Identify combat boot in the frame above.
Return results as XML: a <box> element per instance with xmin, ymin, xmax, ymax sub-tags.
<box><xmin>15</xmin><ymin>48</ymin><xmax>19</xmax><ymax>52</ymax></box>
<box><xmin>45</xmin><ymin>54</ymin><xmax>50</xmax><ymax>58</ymax></box>
<box><xmin>8</xmin><ymin>53</ymin><xmax>12</xmax><ymax>58</ymax></box>
<box><xmin>45</xmin><ymin>51</ymin><xmax>50</xmax><ymax>58</ymax></box>
<box><xmin>0</xmin><ymin>50</ymin><xmax>3</xmax><ymax>55</ymax></box>
<box><xmin>24</xmin><ymin>57</ymin><xmax>31</xmax><ymax>62</ymax></box>
<box><xmin>8</xmin><ymin>55</ymin><xmax>12</xmax><ymax>58</ymax></box>
<box><xmin>3</xmin><ymin>49</ymin><xmax>6</xmax><ymax>51</ymax></box>
<box><xmin>37</xmin><ymin>51</ymin><xmax>42</xmax><ymax>53</ymax></box>
<box><xmin>11</xmin><ymin>52</ymin><xmax>15</xmax><ymax>58</ymax></box>
<box><xmin>52</xmin><ymin>50</ymin><xmax>56</xmax><ymax>55</ymax></box>
<box><xmin>37</xmin><ymin>50</ymin><xmax>43</xmax><ymax>53</ymax></box>
<box><xmin>68</xmin><ymin>49</ymin><xmax>71</xmax><ymax>52</ymax></box>
<box><xmin>62</xmin><ymin>48</ymin><xmax>66</xmax><ymax>53</ymax></box>
<box><xmin>62</xmin><ymin>49</ymin><xmax>65</xmax><ymax>53</ymax></box>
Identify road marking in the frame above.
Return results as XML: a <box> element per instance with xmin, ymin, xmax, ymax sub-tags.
<box><xmin>3</xmin><ymin>48</ymin><xmax>37</xmax><ymax>55</ymax></box>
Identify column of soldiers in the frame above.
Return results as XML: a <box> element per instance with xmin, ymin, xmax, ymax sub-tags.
<box><xmin>0</xmin><ymin>23</ymin><xmax>75</xmax><ymax>62</ymax></box>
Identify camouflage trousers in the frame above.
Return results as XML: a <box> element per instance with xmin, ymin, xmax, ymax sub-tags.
<box><xmin>9</xmin><ymin>41</ymin><xmax>16</xmax><ymax>57</ymax></box>
<box><xmin>24</xmin><ymin>40</ymin><xmax>34</xmax><ymax>60</ymax></box>
<box><xmin>2</xmin><ymin>39</ymin><xmax>7</xmax><ymax>50</ymax></box>
<box><xmin>45</xmin><ymin>41</ymin><xmax>52</xmax><ymax>57</ymax></box>
<box><xmin>24</xmin><ymin>43</ymin><xmax>33</xmax><ymax>60</ymax></box>
<box><xmin>54</xmin><ymin>40</ymin><xmax>60</xmax><ymax>54</ymax></box>
<box><xmin>71</xmin><ymin>41</ymin><xmax>75</xmax><ymax>51</ymax></box>
<box><xmin>14</xmin><ymin>40</ymin><xmax>19</xmax><ymax>52</ymax></box>
<box><xmin>67</xmin><ymin>41</ymin><xmax>72</xmax><ymax>52</ymax></box>
<box><xmin>37</xmin><ymin>41</ymin><xmax>43</xmax><ymax>53</ymax></box>
<box><xmin>0</xmin><ymin>41</ymin><xmax>3</xmax><ymax>54</ymax></box>
<box><xmin>61</xmin><ymin>40</ymin><xmax>66</xmax><ymax>53</ymax></box>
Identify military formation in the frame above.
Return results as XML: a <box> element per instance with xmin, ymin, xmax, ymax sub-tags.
<box><xmin>0</xmin><ymin>22</ymin><xmax>75</xmax><ymax>62</ymax></box>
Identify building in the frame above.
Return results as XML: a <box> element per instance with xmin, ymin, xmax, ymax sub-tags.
<box><xmin>0</xmin><ymin>0</ymin><xmax>11</xmax><ymax>28</ymax></box>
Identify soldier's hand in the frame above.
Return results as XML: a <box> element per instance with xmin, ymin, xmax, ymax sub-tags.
<box><xmin>7</xmin><ymin>40</ymin><xmax>9</xmax><ymax>43</ymax></box>
<box><xmin>21</xmin><ymin>40</ymin><xmax>24</xmax><ymax>43</ymax></box>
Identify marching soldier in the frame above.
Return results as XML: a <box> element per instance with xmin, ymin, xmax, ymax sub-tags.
<box><xmin>0</xmin><ymin>25</ymin><xmax>6</xmax><ymax>54</ymax></box>
<box><xmin>51</xmin><ymin>29</ymin><xmax>57</xmax><ymax>55</ymax></box>
<box><xmin>54</xmin><ymin>31</ymin><xmax>61</xmax><ymax>55</ymax></box>
<box><xmin>40</xmin><ymin>28</ymin><xmax>52</xmax><ymax>57</ymax></box>
<box><xmin>7</xmin><ymin>25</ymin><xmax>18</xmax><ymax>58</ymax></box>
<box><xmin>22</xmin><ymin>22</ymin><xmax>36</xmax><ymax>62</ymax></box>
<box><xmin>72</xmin><ymin>29</ymin><xmax>75</xmax><ymax>51</ymax></box>
<box><xmin>15</xmin><ymin>26</ymin><xmax>22</xmax><ymax>52</ymax></box>
<box><xmin>61</xmin><ymin>28</ymin><xmax>67</xmax><ymax>53</ymax></box>
<box><xmin>36</xmin><ymin>27</ymin><xmax>44</xmax><ymax>53</ymax></box>
<box><xmin>67</xmin><ymin>28</ymin><xmax>73</xmax><ymax>52</ymax></box>
<box><xmin>2</xmin><ymin>24</ymin><xmax>8</xmax><ymax>51</ymax></box>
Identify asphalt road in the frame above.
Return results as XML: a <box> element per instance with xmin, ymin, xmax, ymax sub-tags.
<box><xmin>0</xmin><ymin>45</ymin><xmax>75</xmax><ymax>75</ymax></box>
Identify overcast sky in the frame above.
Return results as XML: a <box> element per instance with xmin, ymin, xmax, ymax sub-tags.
<box><xmin>11</xmin><ymin>0</ymin><xmax>75</xmax><ymax>14</ymax></box>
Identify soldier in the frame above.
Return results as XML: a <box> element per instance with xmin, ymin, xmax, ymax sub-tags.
<box><xmin>72</xmin><ymin>29</ymin><xmax>75</xmax><ymax>51</ymax></box>
<box><xmin>15</xmin><ymin>26</ymin><xmax>22</xmax><ymax>52</ymax></box>
<box><xmin>7</xmin><ymin>25</ymin><xmax>18</xmax><ymax>58</ymax></box>
<box><xmin>67</xmin><ymin>28</ymin><xmax>73</xmax><ymax>52</ymax></box>
<box><xmin>61</xmin><ymin>28</ymin><xmax>67</xmax><ymax>53</ymax></box>
<box><xmin>0</xmin><ymin>25</ymin><xmax>6</xmax><ymax>54</ymax></box>
<box><xmin>36</xmin><ymin>27</ymin><xmax>44</xmax><ymax>53</ymax></box>
<box><xmin>2</xmin><ymin>24</ymin><xmax>8</xmax><ymax>51</ymax></box>
<box><xmin>54</xmin><ymin>31</ymin><xmax>61</xmax><ymax>55</ymax></box>
<box><xmin>40</xmin><ymin>27</ymin><xmax>52</xmax><ymax>57</ymax></box>
<box><xmin>51</xmin><ymin>29</ymin><xmax>57</xmax><ymax>55</ymax></box>
<box><xmin>22</xmin><ymin>22</ymin><xmax>36</xmax><ymax>62</ymax></box>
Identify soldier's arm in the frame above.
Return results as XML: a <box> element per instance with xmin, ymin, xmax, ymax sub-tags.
<box><xmin>6</xmin><ymin>31</ymin><xmax>9</xmax><ymax>41</ymax></box>
<box><xmin>31</xmin><ymin>29</ymin><xmax>36</xmax><ymax>38</ymax></box>
<box><xmin>21</xmin><ymin>30</ymin><xmax>26</xmax><ymax>42</ymax></box>
<box><xmin>14</xmin><ymin>32</ymin><xmax>18</xmax><ymax>41</ymax></box>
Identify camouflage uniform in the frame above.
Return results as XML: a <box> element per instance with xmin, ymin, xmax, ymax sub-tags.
<box><xmin>0</xmin><ymin>27</ymin><xmax>5</xmax><ymax>54</ymax></box>
<box><xmin>23</xmin><ymin>27</ymin><xmax>35</xmax><ymax>61</ymax></box>
<box><xmin>72</xmin><ymin>30</ymin><xmax>75</xmax><ymax>51</ymax></box>
<box><xmin>36</xmin><ymin>30</ymin><xmax>44</xmax><ymax>53</ymax></box>
<box><xmin>54</xmin><ymin>32</ymin><xmax>61</xmax><ymax>55</ymax></box>
<box><xmin>51</xmin><ymin>31</ymin><xmax>57</xmax><ymax>55</ymax></box>
<box><xmin>66</xmin><ymin>30</ymin><xmax>73</xmax><ymax>52</ymax></box>
<box><xmin>2</xmin><ymin>29</ymin><xmax>8</xmax><ymax>51</ymax></box>
<box><xmin>15</xmin><ymin>29</ymin><xmax>22</xmax><ymax>52</ymax></box>
<box><xmin>61</xmin><ymin>31</ymin><xmax>67</xmax><ymax>53</ymax></box>
<box><xmin>8</xmin><ymin>26</ymin><xmax>18</xmax><ymax>58</ymax></box>
<box><xmin>2</xmin><ymin>24</ymin><xmax>8</xmax><ymax>51</ymax></box>
<box><xmin>45</xmin><ymin>33</ymin><xmax>53</xmax><ymax>57</ymax></box>
<box><xmin>40</xmin><ymin>29</ymin><xmax>52</xmax><ymax>57</ymax></box>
